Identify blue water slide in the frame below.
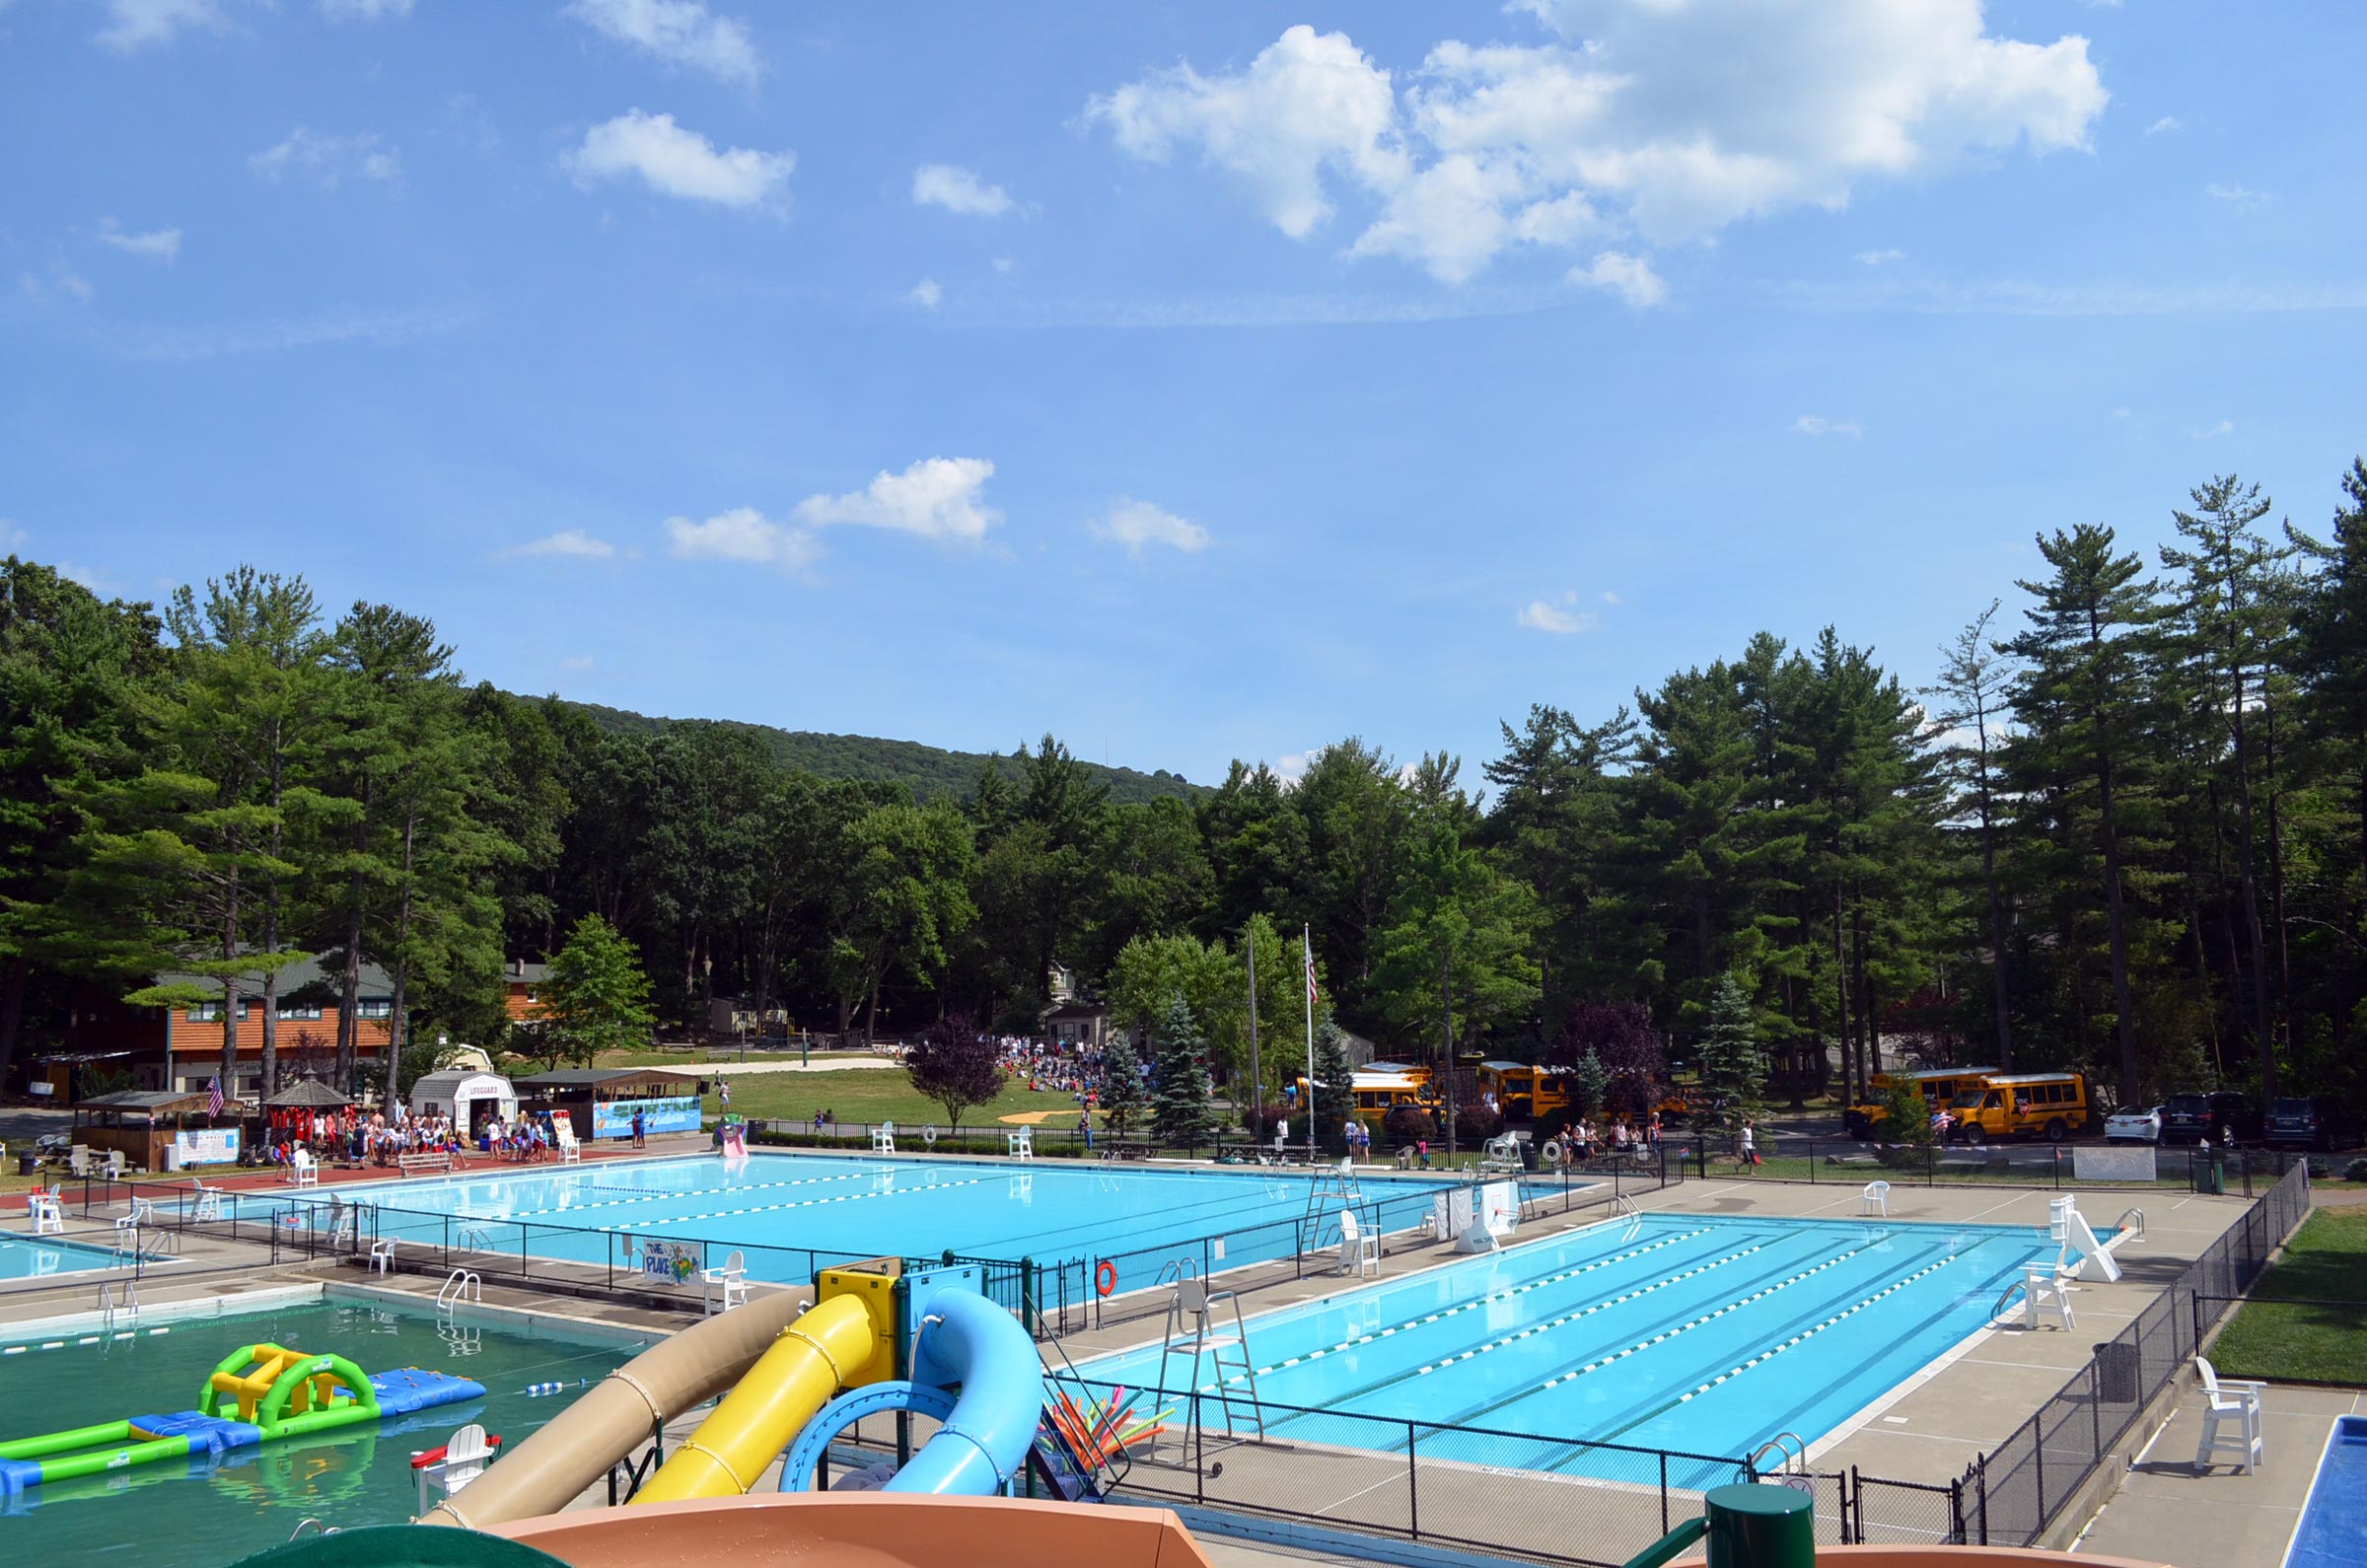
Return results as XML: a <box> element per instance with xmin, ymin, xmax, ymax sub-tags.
<box><xmin>776</xmin><ymin>1285</ymin><xmax>1045</xmax><ymax>1497</ymax></box>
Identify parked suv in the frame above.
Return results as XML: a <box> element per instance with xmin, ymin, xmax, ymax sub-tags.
<box><xmin>2262</xmin><ymin>1097</ymin><xmax>2359</xmax><ymax>1152</ymax></box>
<box><xmin>2159</xmin><ymin>1092</ymin><xmax>2260</xmax><ymax>1146</ymax></box>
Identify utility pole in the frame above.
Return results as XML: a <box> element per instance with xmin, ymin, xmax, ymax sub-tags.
<box><xmin>1441</xmin><ymin>937</ymin><xmax>1456</xmax><ymax>1162</ymax></box>
<box><xmin>1245</xmin><ymin>925</ymin><xmax>1260</xmax><ymax>1129</ymax></box>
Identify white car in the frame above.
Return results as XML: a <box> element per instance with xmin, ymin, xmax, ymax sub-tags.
<box><xmin>2104</xmin><ymin>1105</ymin><xmax>2162</xmax><ymax>1145</ymax></box>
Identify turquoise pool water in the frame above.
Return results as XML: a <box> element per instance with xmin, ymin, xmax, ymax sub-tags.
<box><xmin>245</xmin><ymin>1153</ymin><xmax>1453</xmax><ymax>1291</ymax></box>
<box><xmin>0</xmin><ymin>1232</ymin><xmax>122</xmax><ymax>1280</ymax></box>
<box><xmin>1081</xmin><ymin>1212</ymin><xmax>2054</xmax><ymax>1485</ymax></box>
<box><xmin>0</xmin><ymin>1296</ymin><xmax>647</xmax><ymax>1561</ymax></box>
<box><xmin>2285</xmin><ymin>1415</ymin><xmax>2367</xmax><ymax>1568</ymax></box>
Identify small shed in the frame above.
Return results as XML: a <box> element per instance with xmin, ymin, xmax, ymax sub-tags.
<box><xmin>72</xmin><ymin>1089</ymin><xmax>219</xmax><ymax>1172</ymax></box>
<box><xmin>408</xmin><ymin>1069</ymin><xmax>520</xmax><ymax>1135</ymax></box>
<box><xmin>514</xmin><ymin>1067</ymin><xmax>705</xmax><ymax>1140</ymax></box>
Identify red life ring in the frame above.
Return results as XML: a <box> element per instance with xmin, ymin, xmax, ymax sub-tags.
<box><xmin>1095</xmin><ymin>1259</ymin><xmax>1117</xmax><ymax>1298</ymax></box>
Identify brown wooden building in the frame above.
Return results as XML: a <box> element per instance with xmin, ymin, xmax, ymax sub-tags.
<box><xmin>62</xmin><ymin>951</ymin><xmax>396</xmax><ymax>1104</ymax></box>
<box><xmin>503</xmin><ymin>960</ymin><xmax>550</xmax><ymax>1023</ymax></box>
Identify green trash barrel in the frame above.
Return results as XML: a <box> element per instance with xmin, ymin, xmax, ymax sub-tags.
<box><xmin>1703</xmin><ymin>1482</ymin><xmax>1815</xmax><ymax>1568</ymax></box>
<box><xmin>2195</xmin><ymin>1150</ymin><xmax>2224</xmax><ymax>1195</ymax></box>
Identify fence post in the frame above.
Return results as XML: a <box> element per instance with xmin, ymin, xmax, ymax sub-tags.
<box><xmin>2034</xmin><ymin>1420</ymin><xmax>2045</xmax><ymax>1536</ymax></box>
<box><xmin>1660</xmin><ymin>1453</ymin><xmax>1670</xmax><ymax>1535</ymax></box>
<box><xmin>1975</xmin><ymin>1454</ymin><xmax>1989</xmax><ymax>1545</ymax></box>
<box><xmin>1926</xmin><ymin>1144</ymin><xmax>1935</xmax><ymax>1186</ymax></box>
<box><xmin>1949</xmin><ymin>1477</ymin><xmax>1966</xmax><ymax>1546</ymax></box>
<box><xmin>1406</xmin><ymin>1421</ymin><xmax>1419</xmax><ymax>1539</ymax></box>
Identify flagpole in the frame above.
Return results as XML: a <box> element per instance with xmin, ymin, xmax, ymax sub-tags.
<box><xmin>1303</xmin><ymin>924</ymin><xmax>1317</xmax><ymax>1165</ymax></box>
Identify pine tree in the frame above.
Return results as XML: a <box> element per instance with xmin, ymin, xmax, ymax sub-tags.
<box><xmin>1311</xmin><ymin>1015</ymin><xmax>1352</xmax><ymax>1151</ymax></box>
<box><xmin>1150</xmin><ymin>994</ymin><xmax>1215</xmax><ymax>1146</ymax></box>
<box><xmin>1099</xmin><ymin>1027</ymin><xmax>1147</xmax><ymax>1133</ymax></box>
<box><xmin>1694</xmin><ymin>972</ymin><xmax>1766</xmax><ymax>1136</ymax></box>
<box><xmin>1573</xmin><ymin>1049</ymin><xmax>1610</xmax><ymax>1120</ymax></box>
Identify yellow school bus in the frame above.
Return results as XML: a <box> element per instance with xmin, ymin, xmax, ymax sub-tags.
<box><xmin>1947</xmin><ymin>1072</ymin><xmax>2091</xmax><ymax>1144</ymax></box>
<box><xmin>1295</xmin><ymin>1067</ymin><xmax>1438</xmax><ymax>1113</ymax></box>
<box><xmin>1843</xmin><ymin>1067</ymin><xmax>1999</xmax><ymax>1138</ymax></box>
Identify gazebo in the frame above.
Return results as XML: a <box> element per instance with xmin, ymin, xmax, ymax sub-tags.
<box><xmin>262</xmin><ymin>1078</ymin><xmax>355</xmax><ymax>1152</ymax></box>
<box><xmin>71</xmin><ymin>1089</ymin><xmax>221</xmax><ymax>1172</ymax></box>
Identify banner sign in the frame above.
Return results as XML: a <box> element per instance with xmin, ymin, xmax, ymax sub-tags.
<box><xmin>639</xmin><ymin>1241</ymin><xmax>699</xmax><ymax>1286</ymax></box>
<box><xmin>173</xmin><ymin>1128</ymin><xmax>241</xmax><ymax>1165</ymax></box>
<box><xmin>2072</xmin><ymin>1146</ymin><xmax>2158</xmax><ymax>1182</ymax></box>
<box><xmin>592</xmin><ymin>1096</ymin><xmax>702</xmax><ymax>1139</ymax></box>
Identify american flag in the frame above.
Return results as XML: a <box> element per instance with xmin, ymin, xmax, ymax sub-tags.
<box><xmin>1305</xmin><ymin>947</ymin><xmax>1321</xmax><ymax>1007</ymax></box>
<box><xmin>207</xmin><ymin>1076</ymin><xmax>225</xmax><ymax>1117</ymax></box>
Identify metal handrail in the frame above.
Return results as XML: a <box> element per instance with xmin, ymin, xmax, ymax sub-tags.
<box><xmin>2112</xmin><ymin>1207</ymin><xmax>2145</xmax><ymax>1241</ymax></box>
<box><xmin>1745</xmin><ymin>1431</ymin><xmax>1809</xmax><ymax>1477</ymax></box>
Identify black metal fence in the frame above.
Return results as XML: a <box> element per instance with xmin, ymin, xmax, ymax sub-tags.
<box><xmin>1962</xmin><ymin>1155</ymin><xmax>2312</xmax><ymax>1548</ymax></box>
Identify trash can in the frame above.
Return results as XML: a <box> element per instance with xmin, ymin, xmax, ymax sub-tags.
<box><xmin>1521</xmin><ymin>1139</ymin><xmax>1540</xmax><ymax>1173</ymax></box>
<box><xmin>2093</xmin><ymin>1340</ymin><xmax>2140</xmax><ymax>1404</ymax></box>
<box><xmin>15</xmin><ymin>1153</ymin><xmax>36</xmax><ymax>1176</ymax></box>
<box><xmin>2195</xmin><ymin>1151</ymin><xmax>2224</xmax><ymax>1195</ymax></box>
<box><xmin>745</xmin><ymin>1119</ymin><xmax>766</xmax><ymax>1136</ymax></box>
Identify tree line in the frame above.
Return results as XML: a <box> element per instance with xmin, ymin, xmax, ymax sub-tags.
<box><xmin>2</xmin><ymin>460</ymin><xmax>2361</xmax><ymax>1112</ymax></box>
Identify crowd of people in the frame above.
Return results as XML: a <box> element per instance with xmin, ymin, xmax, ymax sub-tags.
<box><xmin>251</xmin><ymin>1105</ymin><xmax>571</xmax><ymax>1168</ymax></box>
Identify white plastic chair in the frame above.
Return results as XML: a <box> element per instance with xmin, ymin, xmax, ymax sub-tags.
<box><xmin>2020</xmin><ymin>1265</ymin><xmax>2074</xmax><ymax>1330</ymax></box>
<box><xmin>369</xmin><ymin>1237</ymin><xmax>398</xmax><ymax>1275</ymax></box>
<box><xmin>1338</xmin><ymin>1210</ymin><xmax>1381</xmax><ymax>1277</ymax></box>
<box><xmin>289</xmin><ymin>1148</ymin><xmax>318</xmax><ymax>1187</ymax></box>
<box><xmin>1861</xmin><ymin>1179</ymin><xmax>1891</xmax><ymax>1217</ymax></box>
<box><xmin>701</xmin><ymin>1248</ymin><xmax>749</xmax><ymax>1315</ymax></box>
<box><xmin>2192</xmin><ymin>1358</ymin><xmax>2265</xmax><ymax>1473</ymax></box>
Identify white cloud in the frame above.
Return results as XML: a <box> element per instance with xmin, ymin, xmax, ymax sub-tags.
<box><xmin>96</xmin><ymin>0</ymin><xmax>231</xmax><ymax>51</ymax></box>
<box><xmin>912</xmin><ymin>164</ymin><xmax>1015</xmax><ymax>218</ymax></box>
<box><xmin>498</xmin><ymin>529</ymin><xmax>616</xmax><ymax>560</ymax></box>
<box><xmin>558</xmin><ymin>654</ymin><xmax>596</xmax><ymax>672</ymax></box>
<box><xmin>1093</xmin><ymin>498</ymin><xmax>1210</xmax><ymax>555</ymax></box>
<box><xmin>1092</xmin><ymin>7</ymin><xmax>2106</xmax><ymax>284</ymax></box>
<box><xmin>566</xmin><ymin>110</ymin><xmax>792</xmax><ymax>208</ymax></box>
<box><xmin>0</xmin><ymin>521</ymin><xmax>29</xmax><ymax>553</ymax></box>
<box><xmin>1793</xmin><ymin>415</ymin><xmax>1863</xmax><ymax>437</ymax></box>
<box><xmin>908</xmin><ymin>277</ymin><xmax>943</xmax><ymax>310</ymax></box>
<box><xmin>795</xmin><ymin>457</ymin><xmax>1000</xmax><ymax>544</ymax></box>
<box><xmin>1600</xmin><ymin>590</ymin><xmax>1624</xmax><ymax>606</ymax></box>
<box><xmin>2145</xmin><ymin>115</ymin><xmax>2181</xmax><ymax>135</ymax></box>
<box><xmin>96</xmin><ymin>218</ymin><xmax>181</xmax><ymax>261</ymax></box>
<box><xmin>19</xmin><ymin>268</ymin><xmax>95</xmax><ymax>304</ymax></box>
<box><xmin>565</xmin><ymin>0</ymin><xmax>759</xmax><ymax>86</ymax></box>
<box><xmin>1854</xmin><ymin>248</ymin><xmax>1905</xmax><ymax>266</ymax></box>
<box><xmin>1517</xmin><ymin>591</ymin><xmax>1599</xmax><ymax>635</ymax></box>
<box><xmin>1273</xmin><ymin>749</ymin><xmax>1317</xmax><ymax>786</ymax></box>
<box><xmin>320</xmin><ymin>0</ymin><xmax>411</xmax><ymax>19</ymax></box>
<box><xmin>1568</xmin><ymin>250</ymin><xmax>1664</xmax><ymax>307</ymax></box>
<box><xmin>2205</xmin><ymin>182</ymin><xmax>2268</xmax><ymax>210</ymax></box>
<box><xmin>992</xmin><ymin>255</ymin><xmax>1017</xmax><ymax>275</ymax></box>
<box><xmin>2189</xmin><ymin>419</ymin><xmax>2235</xmax><ymax>440</ymax></box>
<box><xmin>251</xmin><ymin>128</ymin><xmax>400</xmax><ymax>188</ymax></box>
<box><xmin>665</xmin><ymin>507</ymin><xmax>820</xmax><ymax>572</ymax></box>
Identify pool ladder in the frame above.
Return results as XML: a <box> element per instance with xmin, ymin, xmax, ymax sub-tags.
<box><xmin>2112</xmin><ymin>1207</ymin><xmax>2145</xmax><ymax>1242</ymax></box>
<box><xmin>1154</xmin><ymin>1277</ymin><xmax>1265</xmax><ymax>1468</ymax></box>
<box><xmin>437</xmin><ymin>1268</ymin><xmax>482</xmax><ymax>1315</ymax></box>
<box><xmin>99</xmin><ymin>1278</ymin><xmax>138</xmax><ymax>1332</ymax></box>
<box><xmin>1744</xmin><ymin>1432</ymin><xmax>1811</xmax><ymax>1486</ymax></box>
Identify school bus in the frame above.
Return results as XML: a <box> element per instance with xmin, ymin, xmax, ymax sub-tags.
<box><xmin>1843</xmin><ymin>1067</ymin><xmax>1999</xmax><ymax>1138</ymax></box>
<box><xmin>1946</xmin><ymin>1072</ymin><xmax>2091</xmax><ymax>1143</ymax></box>
<box><xmin>1294</xmin><ymin>1067</ymin><xmax>1439</xmax><ymax>1113</ymax></box>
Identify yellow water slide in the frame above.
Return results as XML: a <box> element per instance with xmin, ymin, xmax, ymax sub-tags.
<box><xmin>631</xmin><ymin>1294</ymin><xmax>880</xmax><ymax>1504</ymax></box>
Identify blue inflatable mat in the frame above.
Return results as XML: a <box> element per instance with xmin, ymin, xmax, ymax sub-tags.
<box><xmin>131</xmin><ymin>1412</ymin><xmax>262</xmax><ymax>1455</ymax></box>
<box><xmin>369</xmin><ymin>1368</ymin><xmax>486</xmax><ymax>1416</ymax></box>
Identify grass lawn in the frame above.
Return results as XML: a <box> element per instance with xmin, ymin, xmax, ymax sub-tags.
<box><xmin>2209</xmin><ymin>1206</ymin><xmax>2367</xmax><ymax>1385</ymax></box>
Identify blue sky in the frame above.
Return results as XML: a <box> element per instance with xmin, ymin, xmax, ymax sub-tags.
<box><xmin>4</xmin><ymin>0</ymin><xmax>2362</xmax><ymax>789</ymax></box>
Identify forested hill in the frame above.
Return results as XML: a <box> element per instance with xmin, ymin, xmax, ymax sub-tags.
<box><xmin>547</xmin><ymin>698</ymin><xmax>1205</xmax><ymax>806</ymax></box>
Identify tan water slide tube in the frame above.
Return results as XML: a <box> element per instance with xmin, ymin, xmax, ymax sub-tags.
<box><xmin>417</xmin><ymin>1289</ymin><xmax>812</xmax><ymax>1531</ymax></box>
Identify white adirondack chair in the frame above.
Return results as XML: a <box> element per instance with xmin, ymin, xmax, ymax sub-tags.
<box><xmin>67</xmin><ymin>1146</ymin><xmax>92</xmax><ymax>1178</ymax></box>
<box><xmin>103</xmin><ymin>1149</ymin><xmax>128</xmax><ymax>1180</ymax></box>
<box><xmin>414</xmin><ymin>1422</ymin><xmax>501</xmax><ymax>1512</ymax></box>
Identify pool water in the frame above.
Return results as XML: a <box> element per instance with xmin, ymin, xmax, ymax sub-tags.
<box><xmin>272</xmin><ymin>1153</ymin><xmax>1453</xmax><ymax>1291</ymax></box>
<box><xmin>0</xmin><ymin>1233</ymin><xmax>123</xmax><ymax>1280</ymax></box>
<box><xmin>2285</xmin><ymin>1415</ymin><xmax>2367</xmax><ymax>1568</ymax></box>
<box><xmin>0</xmin><ymin>1296</ymin><xmax>647</xmax><ymax>1561</ymax></box>
<box><xmin>1082</xmin><ymin>1212</ymin><xmax>2054</xmax><ymax>1484</ymax></box>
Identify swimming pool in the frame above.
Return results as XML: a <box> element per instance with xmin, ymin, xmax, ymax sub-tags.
<box><xmin>251</xmin><ymin>1153</ymin><xmax>1454</xmax><ymax>1292</ymax></box>
<box><xmin>0</xmin><ymin>1293</ymin><xmax>648</xmax><ymax>1562</ymax></box>
<box><xmin>1080</xmin><ymin>1211</ymin><xmax>2054</xmax><ymax>1484</ymax></box>
<box><xmin>0</xmin><ymin>1232</ymin><xmax>124</xmax><ymax>1280</ymax></box>
<box><xmin>2285</xmin><ymin>1414</ymin><xmax>2367</xmax><ymax>1568</ymax></box>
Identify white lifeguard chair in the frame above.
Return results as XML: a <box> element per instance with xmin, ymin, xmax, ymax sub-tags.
<box><xmin>2019</xmin><ymin>1266</ymin><xmax>2075</xmax><ymax>1330</ymax></box>
<box><xmin>413</xmin><ymin>1423</ymin><xmax>501</xmax><ymax>1513</ymax></box>
<box><xmin>554</xmin><ymin>1123</ymin><xmax>582</xmax><ymax>1164</ymax></box>
<box><xmin>1478</xmin><ymin>1135</ymin><xmax>1523</xmax><ymax>1175</ymax></box>
<box><xmin>2191</xmin><ymin>1358</ymin><xmax>2265</xmax><ymax>1473</ymax></box>
<box><xmin>288</xmin><ymin>1148</ymin><xmax>319</xmax><ymax>1187</ymax></box>
<box><xmin>1338</xmin><ymin>1209</ymin><xmax>1381</xmax><ymax>1277</ymax></box>
<box><xmin>872</xmin><ymin>1122</ymin><xmax>897</xmax><ymax>1155</ymax></box>
<box><xmin>28</xmin><ymin>1191</ymin><xmax>64</xmax><ymax>1236</ymax></box>
<box><xmin>1006</xmin><ymin>1126</ymin><xmax>1035</xmax><ymax>1161</ymax></box>
<box><xmin>701</xmin><ymin>1249</ymin><xmax>750</xmax><ymax>1316</ymax></box>
<box><xmin>1155</xmin><ymin>1278</ymin><xmax>1266</xmax><ymax>1457</ymax></box>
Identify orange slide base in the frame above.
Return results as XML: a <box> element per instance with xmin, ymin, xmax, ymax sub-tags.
<box><xmin>492</xmin><ymin>1492</ymin><xmax>1217</xmax><ymax>1568</ymax></box>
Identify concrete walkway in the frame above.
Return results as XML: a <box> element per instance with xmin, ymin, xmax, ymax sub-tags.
<box><xmin>2072</xmin><ymin>1385</ymin><xmax>2361</xmax><ymax>1564</ymax></box>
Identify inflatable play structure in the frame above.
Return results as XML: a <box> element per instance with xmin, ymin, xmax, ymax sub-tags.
<box><xmin>0</xmin><ymin>1343</ymin><xmax>483</xmax><ymax>1497</ymax></box>
<box><xmin>421</xmin><ymin>1258</ymin><xmax>1140</xmax><ymax>1532</ymax></box>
